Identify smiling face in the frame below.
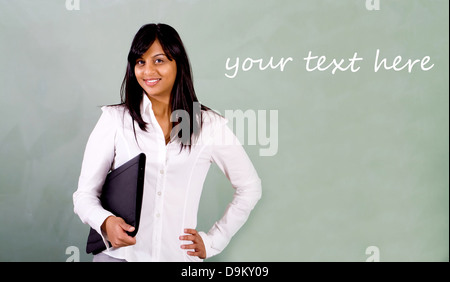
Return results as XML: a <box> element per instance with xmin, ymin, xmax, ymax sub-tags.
<box><xmin>134</xmin><ymin>39</ymin><xmax>177</xmax><ymax>101</ymax></box>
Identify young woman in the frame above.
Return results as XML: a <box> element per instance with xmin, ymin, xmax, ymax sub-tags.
<box><xmin>73</xmin><ymin>23</ymin><xmax>261</xmax><ymax>262</ymax></box>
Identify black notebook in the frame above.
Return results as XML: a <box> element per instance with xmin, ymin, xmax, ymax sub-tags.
<box><xmin>86</xmin><ymin>153</ymin><xmax>146</xmax><ymax>255</ymax></box>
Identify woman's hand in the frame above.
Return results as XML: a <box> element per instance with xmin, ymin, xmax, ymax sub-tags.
<box><xmin>179</xmin><ymin>228</ymin><xmax>206</xmax><ymax>259</ymax></box>
<box><xmin>101</xmin><ymin>216</ymin><xmax>136</xmax><ymax>248</ymax></box>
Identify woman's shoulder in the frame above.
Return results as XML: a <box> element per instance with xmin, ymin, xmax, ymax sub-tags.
<box><xmin>199</xmin><ymin>109</ymin><xmax>230</xmax><ymax>142</ymax></box>
<box><xmin>201</xmin><ymin>109</ymin><xmax>227</xmax><ymax>127</ymax></box>
<box><xmin>100</xmin><ymin>104</ymin><xmax>128</xmax><ymax>120</ymax></box>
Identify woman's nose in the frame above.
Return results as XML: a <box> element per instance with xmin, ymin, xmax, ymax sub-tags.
<box><xmin>144</xmin><ymin>64</ymin><xmax>157</xmax><ymax>76</ymax></box>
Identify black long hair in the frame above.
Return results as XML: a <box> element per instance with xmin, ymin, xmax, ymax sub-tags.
<box><xmin>120</xmin><ymin>23</ymin><xmax>209</xmax><ymax>150</ymax></box>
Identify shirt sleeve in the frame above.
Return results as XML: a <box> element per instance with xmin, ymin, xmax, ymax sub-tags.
<box><xmin>200</xmin><ymin>117</ymin><xmax>262</xmax><ymax>259</ymax></box>
<box><xmin>73</xmin><ymin>106</ymin><xmax>117</xmax><ymax>248</ymax></box>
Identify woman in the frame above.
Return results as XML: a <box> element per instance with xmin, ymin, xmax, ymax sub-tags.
<box><xmin>73</xmin><ymin>23</ymin><xmax>261</xmax><ymax>262</ymax></box>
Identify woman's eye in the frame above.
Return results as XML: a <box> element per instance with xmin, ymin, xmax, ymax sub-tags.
<box><xmin>136</xmin><ymin>60</ymin><xmax>145</xmax><ymax>65</ymax></box>
<box><xmin>155</xmin><ymin>59</ymin><xmax>164</xmax><ymax>64</ymax></box>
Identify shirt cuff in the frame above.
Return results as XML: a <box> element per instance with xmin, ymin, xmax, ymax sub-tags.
<box><xmin>92</xmin><ymin>211</ymin><xmax>115</xmax><ymax>251</ymax></box>
<box><xmin>198</xmin><ymin>231</ymin><xmax>224</xmax><ymax>259</ymax></box>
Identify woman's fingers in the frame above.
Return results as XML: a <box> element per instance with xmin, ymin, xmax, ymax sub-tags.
<box><xmin>184</xmin><ymin>228</ymin><xmax>198</xmax><ymax>235</ymax></box>
<box><xmin>103</xmin><ymin>216</ymin><xmax>137</xmax><ymax>248</ymax></box>
<box><xmin>179</xmin><ymin>228</ymin><xmax>206</xmax><ymax>259</ymax></box>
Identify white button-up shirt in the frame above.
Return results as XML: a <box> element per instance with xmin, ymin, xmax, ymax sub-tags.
<box><xmin>73</xmin><ymin>95</ymin><xmax>262</xmax><ymax>262</ymax></box>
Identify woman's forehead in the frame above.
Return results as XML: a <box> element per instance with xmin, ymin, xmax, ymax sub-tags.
<box><xmin>141</xmin><ymin>40</ymin><xmax>168</xmax><ymax>58</ymax></box>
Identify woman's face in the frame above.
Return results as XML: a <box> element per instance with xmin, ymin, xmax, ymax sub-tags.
<box><xmin>134</xmin><ymin>39</ymin><xmax>177</xmax><ymax>100</ymax></box>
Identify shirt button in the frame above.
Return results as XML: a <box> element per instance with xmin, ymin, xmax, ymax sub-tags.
<box><xmin>160</xmin><ymin>169</ymin><xmax>164</xmax><ymax>175</ymax></box>
<box><xmin>156</xmin><ymin>213</ymin><xmax>160</xmax><ymax>218</ymax></box>
<box><xmin>157</xmin><ymin>191</ymin><xmax>162</xmax><ymax>196</ymax></box>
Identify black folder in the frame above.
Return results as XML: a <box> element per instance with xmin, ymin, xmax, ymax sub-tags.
<box><xmin>86</xmin><ymin>153</ymin><xmax>146</xmax><ymax>255</ymax></box>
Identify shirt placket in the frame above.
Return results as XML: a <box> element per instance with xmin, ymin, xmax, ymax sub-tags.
<box><xmin>152</xmin><ymin>140</ymin><xmax>168</xmax><ymax>261</ymax></box>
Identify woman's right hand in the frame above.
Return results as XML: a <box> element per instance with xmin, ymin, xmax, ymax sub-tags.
<box><xmin>101</xmin><ymin>216</ymin><xmax>136</xmax><ymax>248</ymax></box>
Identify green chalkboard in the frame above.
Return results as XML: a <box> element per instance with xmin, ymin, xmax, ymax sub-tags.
<box><xmin>0</xmin><ymin>0</ymin><xmax>448</xmax><ymax>262</ymax></box>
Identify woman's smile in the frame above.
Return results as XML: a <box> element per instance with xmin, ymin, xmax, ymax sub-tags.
<box><xmin>143</xmin><ymin>78</ymin><xmax>161</xmax><ymax>87</ymax></box>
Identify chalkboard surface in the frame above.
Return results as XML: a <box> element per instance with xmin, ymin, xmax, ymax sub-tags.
<box><xmin>0</xmin><ymin>0</ymin><xmax>448</xmax><ymax>262</ymax></box>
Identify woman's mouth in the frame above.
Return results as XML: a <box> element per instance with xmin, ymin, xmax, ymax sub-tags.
<box><xmin>144</xmin><ymin>78</ymin><xmax>161</xmax><ymax>86</ymax></box>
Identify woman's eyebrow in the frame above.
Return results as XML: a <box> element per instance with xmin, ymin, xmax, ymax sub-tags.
<box><xmin>152</xmin><ymin>53</ymin><xmax>166</xmax><ymax>58</ymax></box>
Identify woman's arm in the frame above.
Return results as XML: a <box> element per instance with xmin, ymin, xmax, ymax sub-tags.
<box><xmin>200</xmin><ymin>117</ymin><xmax>262</xmax><ymax>259</ymax></box>
<box><xmin>73</xmin><ymin>107</ymin><xmax>117</xmax><ymax>247</ymax></box>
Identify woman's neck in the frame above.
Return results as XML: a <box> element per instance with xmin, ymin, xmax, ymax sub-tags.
<box><xmin>147</xmin><ymin>94</ymin><xmax>171</xmax><ymax>119</ymax></box>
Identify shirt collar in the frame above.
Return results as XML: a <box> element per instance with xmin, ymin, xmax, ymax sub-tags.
<box><xmin>140</xmin><ymin>93</ymin><xmax>153</xmax><ymax>124</ymax></box>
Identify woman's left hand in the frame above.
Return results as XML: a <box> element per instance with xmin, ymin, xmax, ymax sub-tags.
<box><xmin>179</xmin><ymin>228</ymin><xmax>206</xmax><ymax>259</ymax></box>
